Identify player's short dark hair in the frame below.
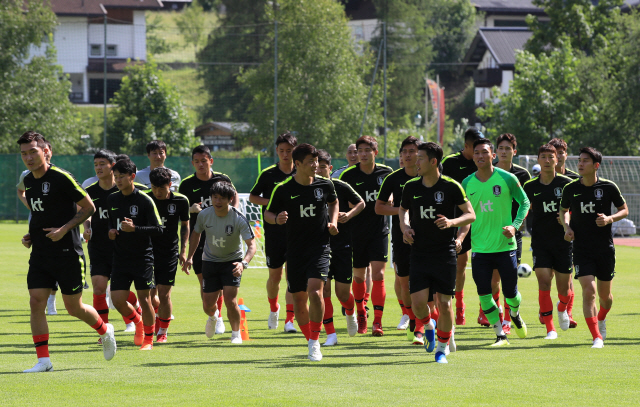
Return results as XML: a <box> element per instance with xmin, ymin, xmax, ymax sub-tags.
<box><xmin>94</xmin><ymin>149</ymin><xmax>116</xmax><ymax>164</ymax></box>
<box><xmin>549</xmin><ymin>138</ymin><xmax>568</xmax><ymax>152</ymax></box>
<box><xmin>146</xmin><ymin>140</ymin><xmax>167</xmax><ymax>154</ymax></box>
<box><xmin>496</xmin><ymin>133</ymin><xmax>517</xmax><ymax>149</ymax></box>
<box><xmin>292</xmin><ymin>143</ymin><xmax>318</xmax><ymax>164</ymax></box>
<box><xmin>210</xmin><ymin>181</ymin><xmax>235</xmax><ymax>200</ymax></box>
<box><xmin>44</xmin><ymin>139</ymin><xmax>52</xmax><ymax>155</ymax></box>
<box><xmin>149</xmin><ymin>167</ymin><xmax>172</xmax><ymax>187</ymax></box>
<box><xmin>17</xmin><ymin>131</ymin><xmax>47</xmax><ymax>150</ymax></box>
<box><xmin>464</xmin><ymin>127</ymin><xmax>484</xmax><ymax>144</ymax></box>
<box><xmin>537</xmin><ymin>144</ymin><xmax>557</xmax><ymax>157</ymax></box>
<box><xmin>418</xmin><ymin>142</ymin><xmax>443</xmax><ymax>165</ymax></box>
<box><xmin>191</xmin><ymin>145</ymin><xmax>212</xmax><ymax>159</ymax></box>
<box><xmin>275</xmin><ymin>132</ymin><xmax>298</xmax><ymax>148</ymax></box>
<box><xmin>115</xmin><ymin>154</ymin><xmax>129</xmax><ymax>162</ymax></box>
<box><xmin>112</xmin><ymin>159</ymin><xmax>137</xmax><ymax>175</ymax></box>
<box><xmin>356</xmin><ymin>135</ymin><xmax>378</xmax><ymax>151</ymax></box>
<box><xmin>473</xmin><ymin>138</ymin><xmax>494</xmax><ymax>152</ymax></box>
<box><xmin>579</xmin><ymin>146</ymin><xmax>602</xmax><ymax>165</ymax></box>
<box><xmin>400</xmin><ymin>136</ymin><xmax>421</xmax><ymax>151</ymax></box>
<box><xmin>317</xmin><ymin>149</ymin><xmax>331</xmax><ymax>165</ymax></box>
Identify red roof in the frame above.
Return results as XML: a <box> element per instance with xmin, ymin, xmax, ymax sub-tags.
<box><xmin>50</xmin><ymin>0</ymin><xmax>163</xmax><ymax>17</ymax></box>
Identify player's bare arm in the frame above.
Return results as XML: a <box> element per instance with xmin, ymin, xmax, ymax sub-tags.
<box><xmin>327</xmin><ymin>199</ymin><xmax>339</xmax><ymax>235</ymax></box>
<box><xmin>189</xmin><ymin>202</ymin><xmax>203</xmax><ymax>214</ymax></box>
<box><xmin>183</xmin><ymin>230</ymin><xmax>202</xmax><ymax>274</ymax></box>
<box><xmin>21</xmin><ymin>233</ymin><xmax>31</xmax><ymax>249</ymax></box>
<box><xmin>398</xmin><ymin>205</ymin><xmax>414</xmax><ymax>245</ymax></box>
<box><xmin>559</xmin><ymin>207</ymin><xmax>574</xmax><ymax>242</ymax></box>
<box><xmin>455</xmin><ymin>224</ymin><xmax>470</xmax><ymax>253</ymax></box>
<box><xmin>596</xmin><ymin>203</ymin><xmax>629</xmax><ymax>227</ymax></box>
<box><xmin>435</xmin><ymin>201</ymin><xmax>475</xmax><ymax>230</ymax></box>
<box><xmin>374</xmin><ymin>198</ymin><xmax>399</xmax><ymax>216</ymax></box>
<box><xmin>232</xmin><ymin>238</ymin><xmax>257</xmax><ymax>277</ymax></box>
<box><xmin>248</xmin><ymin>193</ymin><xmax>270</xmax><ymax>207</ymax></box>
<box><xmin>231</xmin><ymin>191</ymin><xmax>240</xmax><ymax>208</ymax></box>
<box><xmin>17</xmin><ymin>188</ymin><xmax>29</xmax><ymax>210</ymax></box>
<box><xmin>264</xmin><ymin>210</ymin><xmax>288</xmax><ymax>225</ymax></box>
<box><xmin>338</xmin><ymin>199</ymin><xmax>365</xmax><ymax>223</ymax></box>
<box><xmin>83</xmin><ymin>217</ymin><xmax>92</xmax><ymax>242</ymax></box>
<box><xmin>44</xmin><ymin>195</ymin><xmax>95</xmax><ymax>242</ymax></box>
<box><xmin>179</xmin><ymin>220</ymin><xmax>190</xmax><ymax>267</ymax></box>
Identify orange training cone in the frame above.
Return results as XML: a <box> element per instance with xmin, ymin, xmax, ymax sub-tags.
<box><xmin>238</xmin><ymin>298</ymin><xmax>251</xmax><ymax>341</ymax></box>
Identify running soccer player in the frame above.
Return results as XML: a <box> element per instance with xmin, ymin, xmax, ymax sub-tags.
<box><xmin>107</xmin><ymin>159</ymin><xmax>163</xmax><ymax>351</ymax></box>
<box><xmin>135</xmin><ymin>140</ymin><xmax>181</xmax><ymax>192</ymax></box>
<box><xmin>399</xmin><ymin>142</ymin><xmax>475</xmax><ymax>363</ymax></box>
<box><xmin>523</xmin><ymin>144</ymin><xmax>573</xmax><ymax>340</ymax></box>
<box><xmin>339</xmin><ymin>135</ymin><xmax>393</xmax><ymax>336</ymax></box>
<box><xmin>146</xmin><ymin>168</ymin><xmax>190</xmax><ymax>343</ymax></box>
<box><xmin>184</xmin><ymin>182</ymin><xmax>256</xmax><ymax>344</ymax></box>
<box><xmin>249</xmin><ymin>133</ymin><xmax>298</xmax><ymax>333</ymax></box>
<box><xmin>265</xmin><ymin>143</ymin><xmax>339</xmax><ymax>361</ymax></box>
<box><xmin>331</xmin><ymin>143</ymin><xmax>359</xmax><ymax>178</ymax></box>
<box><xmin>375</xmin><ymin>136</ymin><xmax>421</xmax><ymax>341</ymax></box>
<box><xmin>461</xmin><ymin>139</ymin><xmax>530</xmax><ymax>346</ymax></box>
<box><xmin>18</xmin><ymin>131</ymin><xmax>116</xmax><ymax>372</ymax></box>
<box><xmin>441</xmin><ymin>127</ymin><xmax>483</xmax><ymax>326</ymax></box>
<box><xmin>549</xmin><ymin>138</ymin><xmax>580</xmax><ymax>180</ymax></box>
<box><xmin>180</xmin><ymin>145</ymin><xmax>237</xmax><ymax>334</ymax></box>
<box><xmin>316</xmin><ymin>150</ymin><xmax>364</xmax><ymax>345</ymax></box>
<box><xmin>559</xmin><ymin>147</ymin><xmax>628</xmax><ymax>348</ymax></box>
<box><xmin>494</xmin><ymin>133</ymin><xmax>531</xmax><ymax>333</ymax></box>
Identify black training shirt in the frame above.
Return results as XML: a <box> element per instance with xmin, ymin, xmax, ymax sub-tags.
<box><xmin>377</xmin><ymin>168</ymin><xmax>418</xmax><ymax>243</ymax></box>
<box><xmin>250</xmin><ymin>163</ymin><xmax>296</xmax><ymax>238</ymax></box>
<box><xmin>330</xmin><ymin>178</ymin><xmax>363</xmax><ymax>250</ymax></box>
<box><xmin>146</xmin><ymin>191</ymin><xmax>190</xmax><ymax>256</ymax></box>
<box><xmin>523</xmin><ymin>174</ymin><xmax>573</xmax><ymax>248</ymax></box>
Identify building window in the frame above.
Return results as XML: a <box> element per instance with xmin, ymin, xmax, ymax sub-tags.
<box><xmin>106</xmin><ymin>45</ymin><xmax>117</xmax><ymax>57</ymax></box>
<box><xmin>90</xmin><ymin>44</ymin><xmax>101</xmax><ymax>56</ymax></box>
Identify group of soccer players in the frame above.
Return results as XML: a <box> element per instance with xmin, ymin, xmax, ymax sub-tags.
<box><xmin>17</xmin><ymin>124</ymin><xmax>628</xmax><ymax>369</ymax></box>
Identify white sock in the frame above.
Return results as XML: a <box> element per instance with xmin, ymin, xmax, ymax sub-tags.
<box><xmin>231</xmin><ymin>330</ymin><xmax>240</xmax><ymax>338</ymax></box>
<box><xmin>38</xmin><ymin>357</ymin><xmax>51</xmax><ymax>364</ymax></box>
<box><xmin>436</xmin><ymin>341</ymin><xmax>447</xmax><ymax>353</ymax></box>
<box><xmin>214</xmin><ymin>309</ymin><xmax>219</xmax><ymax>318</ymax></box>
<box><xmin>426</xmin><ymin>319</ymin><xmax>435</xmax><ymax>331</ymax></box>
<box><xmin>158</xmin><ymin>328</ymin><xmax>167</xmax><ymax>335</ymax></box>
<box><xmin>493</xmin><ymin>322</ymin><xmax>505</xmax><ymax>337</ymax></box>
<box><xmin>49</xmin><ymin>294</ymin><xmax>56</xmax><ymax>300</ymax></box>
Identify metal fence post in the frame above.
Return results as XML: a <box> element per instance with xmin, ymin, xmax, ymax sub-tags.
<box><xmin>360</xmin><ymin>39</ymin><xmax>383</xmax><ymax>138</ymax></box>
<box><xmin>383</xmin><ymin>21</ymin><xmax>387</xmax><ymax>160</ymax></box>
<box><xmin>273</xmin><ymin>20</ymin><xmax>278</xmax><ymax>158</ymax></box>
<box><xmin>103</xmin><ymin>15</ymin><xmax>107</xmax><ymax>149</ymax></box>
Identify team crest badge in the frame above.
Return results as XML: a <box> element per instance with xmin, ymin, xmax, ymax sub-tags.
<box><xmin>377</xmin><ymin>176</ymin><xmax>384</xmax><ymax>185</ymax></box>
<box><xmin>168</xmin><ymin>204</ymin><xmax>176</xmax><ymax>214</ymax></box>
<box><xmin>554</xmin><ymin>187</ymin><xmax>562</xmax><ymax>198</ymax></box>
<box><xmin>130</xmin><ymin>205</ymin><xmax>138</xmax><ymax>216</ymax></box>
<box><xmin>225</xmin><ymin>225</ymin><xmax>234</xmax><ymax>235</ymax></box>
<box><xmin>493</xmin><ymin>185</ymin><xmax>502</xmax><ymax>196</ymax></box>
<box><xmin>434</xmin><ymin>191</ymin><xmax>444</xmax><ymax>203</ymax></box>
<box><xmin>595</xmin><ymin>188</ymin><xmax>604</xmax><ymax>200</ymax></box>
<box><xmin>42</xmin><ymin>182</ymin><xmax>51</xmax><ymax>194</ymax></box>
<box><xmin>314</xmin><ymin>188</ymin><xmax>324</xmax><ymax>201</ymax></box>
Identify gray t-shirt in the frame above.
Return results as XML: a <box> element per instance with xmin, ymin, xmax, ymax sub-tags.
<box><xmin>82</xmin><ymin>175</ymin><xmax>99</xmax><ymax>189</ymax></box>
<box><xmin>16</xmin><ymin>169</ymin><xmax>30</xmax><ymax>190</ymax></box>
<box><xmin>194</xmin><ymin>206</ymin><xmax>254</xmax><ymax>263</ymax></box>
<box><xmin>136</xmin><ymin>166</ymin><xmax>181</xmax><ymax>192</ymax></box>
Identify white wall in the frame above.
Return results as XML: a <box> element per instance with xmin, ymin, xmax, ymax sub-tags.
<box><xmin>501</xmin><ymin>70</ymin><xmax>513</xmax><ymax>94</ymax></box>
<box><xmin>54</xmin><ymin>17</ymin><xmax>88</xmax><ymax>73</ymax></box>
<box><xmin>478</xmin><ymin>49</ymin><xmax>497</xmax><ymax>69</ymax></box>
<box><xmin>88</xmin><ymin>23</ymin><xmax>134</xmax><ymax>60</ymax></box>
<box><xmin>348</xmin><ymin>19</ymin><xmax>379</xmax><ymax>43</ymax></box>
<box><xmin>133</xmin><ymin>11</ymin><xmax>147</xmax><ymax>61</ymax></box>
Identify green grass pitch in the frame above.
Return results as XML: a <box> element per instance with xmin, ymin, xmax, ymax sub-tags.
<box><xmin>1</xmin><ymin>223</ymin><xmax>640</xmax><ymax>406</ymax></box>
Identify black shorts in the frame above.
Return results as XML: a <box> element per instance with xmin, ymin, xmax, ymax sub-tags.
<box><xmin>265</xmin><ymin>233</ymin><xmax>287</xmax><ymax>270</ymax></box>
<box><xmin>352</xmin><ymin>234</ymin><xmax>388</xmax><ymax>269</ymax></box>
<box><xmin>573</xmin><ymin>248</ymin><xmax>616</xmax><ymax>282</ymax></box>
<box><xmin>193</xmin><ymin>245</ymin><xmax>204</xmax><ymax>275</ymax></box>
<box><xmin>532</xmin><ymin>243</ymin><xmax>573</xmax><ymax>274</ymax></box>
<box><xmin>154</xmin><ymin>254</ymin><xmax>178</xmax><ymax>286</ymax></box>
<box><xmin>111</xmin><ymin>264</ymin><xmax>155</xmax><ymax>291</ymax></box>
<box><xmin>88</xmin><ymin>245</ymin><xmax>112</xmax><ymax>278</ymax></box>
<box><xmin>459</xmin><ymin>227</ymin><xmax>472</xmax><ymax>255</ymax></box>
<box><xmin>471</xmin><ymin>251</ymin><xmax>518</xmax><ymax>298</ymax></box>
<box><xmin>201</xmin><ymin>260</ymin><xmax>242</xmax><ymax>293</ymax></box>
<box><xmin>287</xmin><ymin>246</ymin><xmax>330</xmax><ymax>293</ymax></box>
<box><xmin>409</xmin><ymin>253</ymin><xmax>457</xmax><ymax>296</ymax></box>
<box><xmin>392</xmin><ymin>238</ymin><xmax>411</xmax><ymax>277</ymax></box>
<box><xmin>329</xmin><ymin>246</ymin><xmax>352</xmax><ymax>284</ymax></box>
<box><xmin>28</xmin><ymin>253</ymin><xmax>86</xmax><ymax>296</ymax></box>
<box><xmin>515</xmin><ymin>231</ymin><xmax>523</xmax><ymax>265</ymax></box>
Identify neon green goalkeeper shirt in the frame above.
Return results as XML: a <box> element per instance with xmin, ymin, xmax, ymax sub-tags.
<box><xmin>461</xmin><ymin>167</ymin><xmax>530</xmax><ymax>253</ymax></box>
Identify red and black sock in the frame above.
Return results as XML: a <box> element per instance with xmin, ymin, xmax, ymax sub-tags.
<box><xmin>33</xmin><ymin>334</ymin><xmax>49</xmax><ymax>358</ymax></box>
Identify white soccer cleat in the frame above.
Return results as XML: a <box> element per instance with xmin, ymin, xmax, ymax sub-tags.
<box><xmin>308</xmin><ymin>339</ymin><xmax>322</xmax><ymax>361</ymax></box>
<box><xmin>268</xmin><ymin>307</ymin><xmax>280</xmax><ymax>330</ymax></box>
<box><xmin>230</xmin><ymin>333</ymin><xmax>242</xmax><ymax>344</ymax></box>
<box><xmin>205</xmin><ymin>316</ymin><xmax>216</xmax><ymax>339</ymax></box>
<box><xmin>215</xmin><ymin>316</ymin><xmax>226</xmax><ymax>335</ymax></box>
<box><xmin>284</xmin><ymin>321</ymin><xmax>297</xmax><ymax>333</ymax></box>
<box><xmin>396</xmin><ymin>314</ymin><xmax>410</xmax><ymax>330</ymax></box>
<box><xmin>170</xmin><ymin>314</ymin><xmax>175</xmax><ymax>320</ymax></box>
<box><xmin>101</xmin><ymin>323</ymin><xmax>117</xmax><ymax>361</ymax></box>
<box><xmin>449</xmin><ymin>326</ymin><xmax>457</xmax><ymax>352</ymax></box>
<box><xmin>444</xmin><ymin>345</ymin><xmax>450</xmax><ymax>355</ymax></box>
<box><xmin>23</xmin><ymin>360</ymin><xmax>53</xmax><ymax>373</ymax></box>
<box><xmin>557</xmin><ymin>302</ymin><xmax>570</xmax><ymax>331</ymax></box>
<box><xmin>46</xmin><ymin>296</ymin><xmax>57</xmax><ymax>315</ymax></box>
<box><xmin>346</xmin><ymin>313</ymin><xmax>358</xmax><ymax>337</ymax></box>
<box><xmin>592</xmin><ymin>338</ymin><xmax>604</xmax><ymax>348</ymax></box>
<box><xmin>323</xmin><ymin>333</ymin><xmax>337</xmax><ymax>346</ymax></box>
<box><xmin>598</xmin><ymin>319</ymin><xmax>607</xmax><ymax>340</ymax></box>
<box><xmin>545</xmin><ymin>330</ymin><xmax>558</xmax><ymax>340</ymax></box>
<box><xmin>124</xmin><ymin>322</ymin><xmax>136</xmax><ymax>333</ymax></box>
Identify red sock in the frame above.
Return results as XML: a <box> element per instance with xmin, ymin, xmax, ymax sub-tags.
<box><xmin>436</xmin><ymin>329</ymin><xmax>451</xmax><ymax>344</ymax></box>
<box><xmin>33</xmin><ymin>334</ymin><xmax>49</xmax><ymax>358</ymax></box>
<box><xmin>268</xmin><ymin>296</ymin><xmax>279</xmax><ymax>313</ymax></box>
<box><xmin>416</xmin><ymin>316</ymin><xmax>429</xmax><ymax>333</ymax></box>
<box><xmin>339</xmin><ymin>293</ymin><xmax>355</xmax><ymax>316</ymax></box>
<box><xmin>285</xmin><ymin>304</ymin><xmax>295</xmax><ymax>323</ymax></box>
<box><xmin>430</xmin><ymin>307</ymin><xmax>440</xmax><ymax>323</ymax></box>
<box><xmin>598</xmin><ymin>306</ymin><xmax>610</xmax><ymax>321</ymax></box>
<box><xmin>309</xmin><ymin>321</ymin><xmax>322</xmax><ymax>341</ymax></box>
<box><xmin>143</xmin><ymin>324</ymin><xmax>154</xmax><ymax>345</ymax></box>
<box><xmin>127</xmin><ymin>291</ymin><xmax>138</xmax><ymax>306</ymax></box>
<box><xmin>155</xmin><ymin>315</ymin><xmax>160</xmax><ymax>334</ymax></box>
<box><xmin>504</xmin><ymin>302</ymin><xmax>512</xmax><ymax>322</ymax></box>
<box><xmin>455</xmin><ymin>290</ymin><xmax>464</xmax><ymax>309</ymax></box>
<box><xmin>567</xmin><ymin>289</ymin><xmax>575</xmax><ymax>315</ymax></box>
<box><xmin>363</xmin><ymin>292</ymin><xmax>371</xmax><ymax>305</ymax></box>
<box><xmin>558</xmin><ymin>293</ymin><xmax>570</xmax><ymax>312</ymax></box>
<box><xmin>399</xmin><ymin>300</ymin><xmax>407</xmax><ymax>315</ymax></box>
<box><xmin>352</xmin><ymin>281</ymin><xmax>366</xmax><ymax>315</ymax></box>
<box><xmin>158</xmin><ymin>317</ymin><xmax>171</xmax><ymax>330</ymax></box>
<box><xmin>217</xmin><ymin>295</ymin><xmax>224</xmax><ymax>315</ymax></box>
<box><xmin>586</xmin><ymin>316</ymin><xmax>602</xmax><ymax>340</ymax></box>
<box><xmin>299</xmin><ymin>322</ymin><xmax>311</xmax><ymax>341</ymax></box>
<box><xmin>539</xmin><ymin>290</ymin><xmax>555</xmax><ymax>332</ymax></box>
<box><xmin>124</xmin><ymin>311</ymin><xmax>142</xmax><ymax>325</ymax></box>
<box><xmin>91</xmin><ymin>318</ymin><xmax>108</xmax><ymax>336</ymax></box>
<box><xmin>405</xmin><ymin>306</ymin><xmax>416</xmax><ymax>320</ymax></box>
<box><xmin>323</xmin><ymin>297</ymin><xmax>336</xmax><ymax>335</ymax></box>
<box><xmin>493</xmin><ymin>291</ymin><xmax>502</xmax><ymax>323</ymax></box>
<box><xmin>372</xmin><ymin>280</ymin><xmax>386</xmax><ymax>324</ymax></box>
<box><xmin>93</xmin><ymin>294</ymin><xmax>109</xmax><ymax>323</ymax></box>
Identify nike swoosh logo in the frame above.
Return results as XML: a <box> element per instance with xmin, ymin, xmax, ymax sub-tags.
<box><xmin>111</xmin><ymin>207</ymin><xmax>118</xmax><ymax>210</ymax></box>
<box><xmin>534</xmin><ymin>193</ymin><xmax>541</xmax><ymax>196</ymax></box>
<box><xmin>291</xmin><ymin>195</ymin><xmax>300</xmax><ymax>199</ymax></box>
<box><xmin>460</xmin><ymin>167</ymin><xmax>466</xmax><ymax>170</ymax></box>
<box><xmin>73</xmin><ymin>285</ymin><xmax>81</xmax><ymax>291</ymax></box>
<box><xmin>413</xmin><ymin>196</ymin><xmax>422</xmax><ymax>199</ymax></box>
<box><xmin>347</xmin><ymin>277</ymin><xmax>351</xmax><ymax>281</ymax></box>
<box><xmin>147</xmin><ymin>281</ymin><xmax>152</xmax><ymax>286</ymax></box>
<box><xmin>25</xmin><ymin>187</ymin><xmax>31</xmax><ymax>190</ymax></box>
<box><xmin>193</xmin><ymin>188</ymin><xmax>201</xmax><ymax>192</ymax></box>
<box><xmin>356</xmin><ymin>182</ymin><xmax>364</xmax><ymax>185</ymax></box>
<box><xmin>169</xmin><ymin>280</ymin><xmax>174</xmax><ymax>283</ymax></box>
<box><xmin>470</xmin><ymin>192</ymin><xmax>476</xmax><ymax>196</ymax></box>
<box><xmin>574</xmin><ymin>194</ymin><xmax>581</xmax><ymax>197</ymax></box>
<box><xmin>92</xmin><ymin>198</ymin><xmax>99</xmax><ymax>201</ymax></box>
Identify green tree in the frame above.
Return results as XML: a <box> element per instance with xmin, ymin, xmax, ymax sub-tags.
<box><xmin>238</xmin><ymin>0</ymin><xmax>382</xmax><ymax>155</ymax></box>
<box><xmin>427</xmin><ymin>0</ymin><xmax>476</xmax><ymax>77</ymax></box>
<box><xmin>0</xmin><ymin>0</ymin><xmax>82</xmax><ymax>154</ymax></box>
<box><xmin>108</xmin><ymin>60</ymin><xmax>195</xmax><ymax>155</ymax></box>
<box><xmin>176</xmin><ymin>0</ymin><xmax>207</xmax><ymax>57</ymax></box>
<box><xmin>147</xmin><ymin>14</ymin><xmax>174</xmax><ymax>57</ymax></box>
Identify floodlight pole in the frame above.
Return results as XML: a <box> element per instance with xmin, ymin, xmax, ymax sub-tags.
<box><xmin>103</xmin><ymin>15</ymin><xmax>107</xmax><ymax>149</ymax></box>
<box><xmin>273</xmin><ymin>20</ymin><xmax>278</xmax><ymax>159</ymax></box>
<box><xmin>383</xmin><ymin>21</ymin><xmax>387</xmax><ymax>160</ymax></box>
